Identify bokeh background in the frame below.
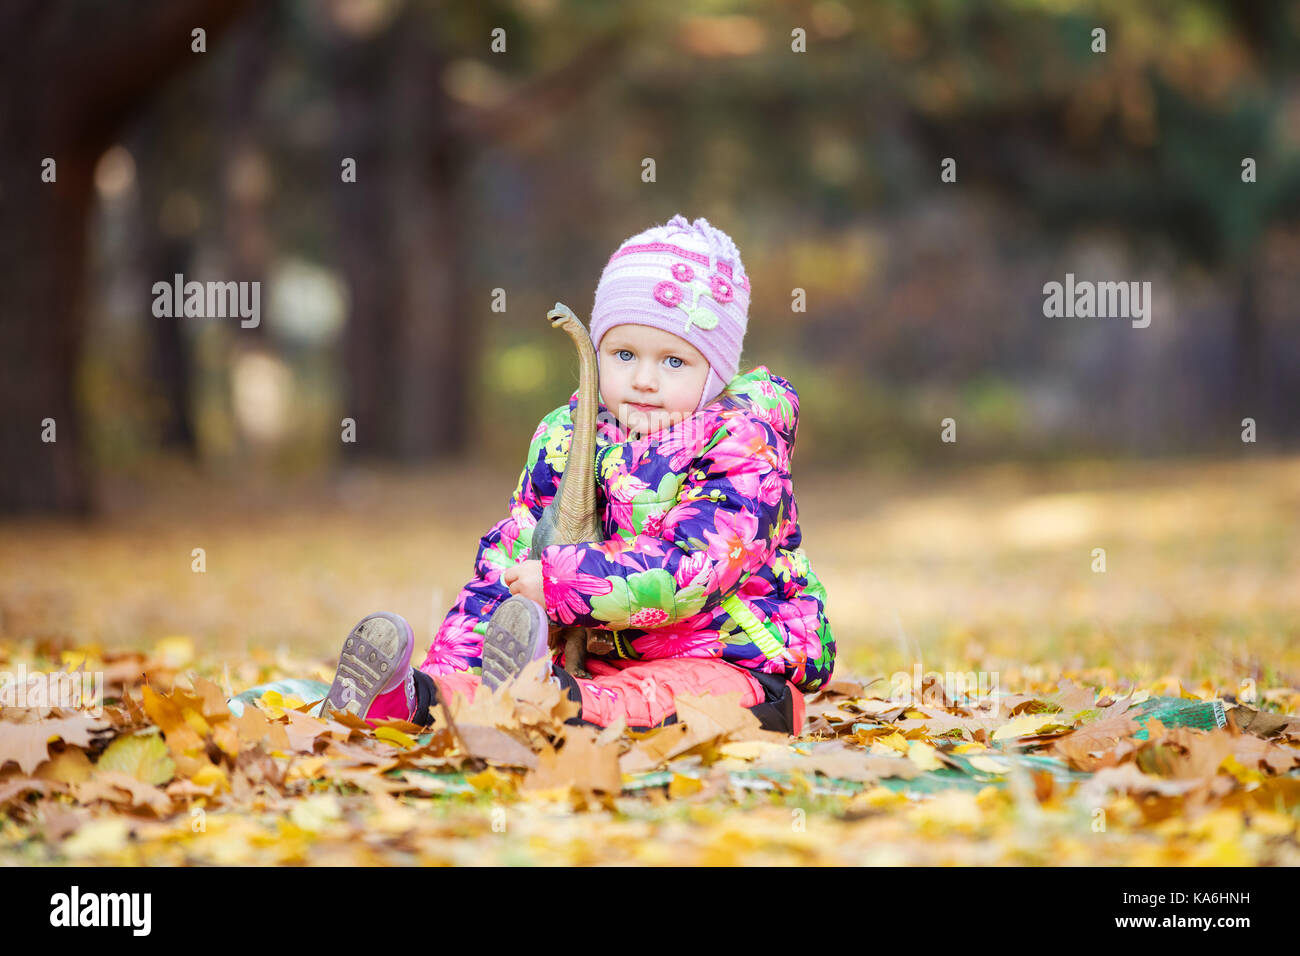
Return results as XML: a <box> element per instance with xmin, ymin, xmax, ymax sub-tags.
<box><xmin>1</xmin><ymin>0</ymin><xmax>1297</xmax><ymax>693</ymax></box>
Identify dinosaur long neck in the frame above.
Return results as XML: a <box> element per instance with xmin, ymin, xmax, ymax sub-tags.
<box><xmin>552</xmin><ymin>318</ymin><xmax>602</xmax><ymax>543</ymax></box>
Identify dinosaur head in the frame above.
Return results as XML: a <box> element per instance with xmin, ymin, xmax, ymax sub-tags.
<box><xmin>547</xmin><ymin>303</ymin><xmax>579</xmax><ymax>331</ymax></box>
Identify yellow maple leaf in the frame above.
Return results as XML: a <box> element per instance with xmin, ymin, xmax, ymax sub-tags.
<box><xmin>669</xmin><ymin>774</ymin><xmax>704</xmax><ymax>798</ymax></box>
<box><xmin>285</xmin><ymin>756</ymin><xmax>329</xmax><ymax>782</ymax></box>
<box><xmin>907</xmin><ymin>740</ymin><xmax>943</xmax><ymax>771</ymax></box>
<box><xmin>141</xmin><ymin>684</ymin><xmax>205</xmax><ymax>757</ymax></box>
<box><xmin>967</xmin><ymin>755</ymin><xmax>1011</xmax><ymax>774</ymax></box>
<box><xmin>374</xmin><ymin>726</ymin><xmax>417</xmax><ymax>749</ymax></box>
<box><xmin>61</xmin><ymin>647</ymin><xmax>105</xmax><ymax>672</ymax></box>
<box><xmin>993</xmin><ymin>714</ymin><xmax>1056</xmax><ymax>741</ymax></box>
<box><xmin>465</xmin><ymin>766</ymin><xmax>517</xmax><ymax>797</ymax></box>
<box><xmin>1220</xmin><ymin>754</ymin><xmax>1265</xmax><ymax>785</ymax></box>
<box><xmin>873</xmin><ymin>731</ymin><xmax>909</xmax><ymax>753</ymax></box>
<box><xmin>190</xmin><ymin>764</ymin><xmax>230</xmax><ymax>792</ymax></box>
<box><xmin>96</xmin><ymin>730</ymin><xmax>176</xmax><ymax>786</ymax></box>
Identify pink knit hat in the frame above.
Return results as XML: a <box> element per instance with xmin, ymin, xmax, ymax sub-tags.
<box><xmin>590</xmin><ymin>214</ymin><xmax>750</xmax><ymax>412</ymax></box>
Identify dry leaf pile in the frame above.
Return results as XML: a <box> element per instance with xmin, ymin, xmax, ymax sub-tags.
<box><xmin>2</xmin><ymin>635</ymin><xmax>1298</xmax><ymax>865</ymax></box>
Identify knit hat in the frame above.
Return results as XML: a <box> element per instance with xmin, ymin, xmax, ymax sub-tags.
<box><xmin>590</xmin><ymin>214</ymin><xmax>750</xmax><ymax>412</ymax></box>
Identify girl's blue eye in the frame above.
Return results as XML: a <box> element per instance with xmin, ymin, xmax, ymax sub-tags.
<box><xmin>616</xmin><ymin>349</ymin><xmax>633</xmax><ymax>361</ymax></box>
<box><xmin>666</xmin><ymin>356</ymin><xmax>683</xmax><ymax>369</ymax></box>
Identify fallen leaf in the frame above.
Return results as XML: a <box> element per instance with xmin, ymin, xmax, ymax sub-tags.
<box><xmin>141</xmin><ymin>684</ymin><xmax>206</xmax><ymax>758</ymax></box>
<box><xmin>282</xmin><ymin>708</ymin><xmax>329</xmax><ymax>753</ymax></box>
<box><xmin>464</xmin><ymin>766</ymin><xmax>517</xmax><ymax>797</ymax></box>
<box><xmin>233</xmin><ymin>702</ymin><xmax>291</xmax><ymax>752</ymax></box>
<box><xmin>1049</xmin><ymin>679</ymin><xmax>1097</xmax><ymax>711</ymax></box>
<box><xmin>668</xmin><ymin>773</ymin><xmax>704</xmax><ymax>798</ymax></box>
<box><xmin>81</xmin><ymin>771</ymin><xmax>173</xmax><ymax>814</ymax></box>
<box><xmin>374</xmin><ymin>726</ymin><xmax>418</xmax><ymax>749</ymax></box>
<box><xmin>967</xmin><ymin>755</ymin><xmax>1011</xmax><ymax>774</ymax></box>
<box><xmin>1227</xmin><ymin>732</ymin><xmax>1300</xmax><ymax>774</ymax></box>
<box><xmin>188</xmin><ymin>673</ymin><xmax>235</xmax><ymax>720</ymax></box>
<box><xmin>619</xmin><ymin>723</ymin><xmax>692</xmax><ymax>774</ymax></box>
<box><xmin>716</xmin><ymin>740</ymin><xmax>790</xmax><ymax>761</ymax></box>
<box><xmin>95</xmin><ymin>731</ymin><xmax>176</xmax><ymax>786</ymax></box>
<box><xmin>907</xmin><ymin>739</ymin><xmax>943</xmax><ymax>771</ymax></box>
<box><xmin>749</xmin><ymin>741</ymin><xmax>921</xmax><ymax>783</ymax></box>
<box><xmin>619</xmin><ymin>692</ymin><xmax>783</xmax><ymax>773</ymax></box>
<box><xmin>993</xmin><ymin>713</ymin><xmax>1071</xmax><ymax>742</ymax></box>
<box><xmin>0</xmin><ymin>712</ymin><xmax>113</xmax><ymax>775</ymax></box>
<box><xmin>34</xmin><ymin>746</ymin><xmax>94</xmax><ymax>785</ymax></box>
<box><xmin>455</xmin><ymin>724</ymin><xmax>538</xmax><ymax>769</ymax></box>
<box><xmin>521</xmin><ymin>726</ymin><xmax>622</xmax><ymax>798</ymax></box>
<box><xmin>1228</xmin><ymin>704</ymin><xmax>1300</xmax><ymax>739</ymax></box>
<box><xmin>190</xmin><ymin>764</ymin><xmax>230</xmax><ymax>792</ymax></box>
<box><xmin>0</xmin><ymin>775</ymin><xmax>54</xmax><ymax>807</ymax></box>
<box><xmin>1134</xmin><ymin>726</ymin><xmax>1234</xmax><ymax>780</ymax></box>
<box><xmin>1051</xmin><ymin>714</ymin><xmax>1142</xmax><ymax>770</ymax></box>
<box><xmin>1076</xmin><ymin>763</ymin><xmax>1204</xmax><ymax>804</ymax></box>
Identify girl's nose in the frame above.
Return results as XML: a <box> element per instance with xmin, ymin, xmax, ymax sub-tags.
<box><xmin>633</xmin><ymin>365</ymin><xmax>658</xmax><ymax>390</ymax></box>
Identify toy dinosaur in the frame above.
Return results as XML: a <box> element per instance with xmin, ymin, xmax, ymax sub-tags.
<box><xmin>529</xmin><ymin>302</ymin><xmax>613</xmax><ymax>679</ymax></box>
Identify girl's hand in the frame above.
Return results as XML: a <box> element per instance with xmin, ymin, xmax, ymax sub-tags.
<box><xmin>502</xmin><ymin>559</ymin><xmax>545</xmax><ymax>607</ymax></box>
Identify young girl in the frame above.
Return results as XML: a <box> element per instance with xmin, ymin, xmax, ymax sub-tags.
<box><xmin>321</xmin><ymin>215</ymin><xmax>835</xmax><ymax>736</ymax></box>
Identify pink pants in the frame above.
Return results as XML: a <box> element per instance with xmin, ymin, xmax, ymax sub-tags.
<box><xmin>421</xmin><ymin>657</ymin><xmax>804</xmax><ymax>734</ymax></box>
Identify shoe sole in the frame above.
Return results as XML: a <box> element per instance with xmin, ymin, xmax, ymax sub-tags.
<box><xmin>322</xmin><ymin>612</ymin><xmax>413</xmax><ymax>718</ymax></box>
<box><xmin>481</xmin><ymin>596</ymin><xmax>549</xmax><ymax>691</ymax></box>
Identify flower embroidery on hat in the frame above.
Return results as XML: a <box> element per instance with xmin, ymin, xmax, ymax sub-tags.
<box><xmin>709</xmin><ymin>273</ymin><xmax>734</xmax><ymax>303</ymax></box>
<box><xmin>713</xmin><ymin>259</ymin><xmax>749</xmax><ymax>293</ymax></box>
<box><xmin>655</xmin><ymin>257</ymin><xmax>749</xmax><ymax>333</ymax></box>
<box><xmin>653</xmin><ymin>280</ymin><xmax>684</xmax><ymax>308</ymax></box>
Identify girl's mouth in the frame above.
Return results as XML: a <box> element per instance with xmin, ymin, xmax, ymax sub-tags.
<box><xmin>628</xmin><ymin>403</ymin><xmax>660</xmax><ymax>413</ymax></box>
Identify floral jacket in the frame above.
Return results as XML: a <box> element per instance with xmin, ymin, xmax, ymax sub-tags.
<box><xmin>422</xmin><ymin>365</ymin><xmax>835</xmax><ymax>693</ymax></box>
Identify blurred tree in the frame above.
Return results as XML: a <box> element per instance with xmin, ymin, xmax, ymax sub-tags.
<box><xmin>895</xmin><ymin>1</ymin><xmax>1300</xmax><ymax>425</ymax></box>
<box><xmin>0</xmin><ymin>0</ymin><xmax>253</xmax><ymax>512</ymax></box>
<box><xmin>318</xmin><ymin>3</ymin><xmax>630</xmax><ymax>459</ymax></box>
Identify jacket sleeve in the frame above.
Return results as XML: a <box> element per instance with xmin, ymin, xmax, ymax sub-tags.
<box><xmin>471</xmin><ymin>407</ymin><xmax>567</xmax><ymax>576</ymax></box>
<box><xmin>537</xmin><ymin>411</ymin><xmax>791</xmax><ymax>630</ymax></box>
<box><xmin>429</xmin><ymin>407</ymin><xmax>567</xmax><ymax>655</ymax></box>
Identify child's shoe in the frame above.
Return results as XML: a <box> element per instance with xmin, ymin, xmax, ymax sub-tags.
<box><xmin>481</xmin><ymin>595</ymin><xmax>557</xmax><ymax>691</ymax></box>
<box><xmin>321</xmin><ymin>612</ymin><xmax>416</xmax><ymax>723</ymax></box>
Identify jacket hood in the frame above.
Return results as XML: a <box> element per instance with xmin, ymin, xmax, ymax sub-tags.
<box><xmin>568</xmin><ymin>364</ymin><xmax>800</xmax><ymax>451</ymax></box>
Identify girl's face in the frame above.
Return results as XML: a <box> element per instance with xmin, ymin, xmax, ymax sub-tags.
<box><xmin>597</xmin><ymin>323</ymin><xmax>710</xmax><ymax>437</ymax></box>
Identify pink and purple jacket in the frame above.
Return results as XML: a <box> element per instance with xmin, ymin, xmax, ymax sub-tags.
<box><xmin>421</xmin><ymin>365</ymin><xmax>835</xmax><ymax>693</ymax></box>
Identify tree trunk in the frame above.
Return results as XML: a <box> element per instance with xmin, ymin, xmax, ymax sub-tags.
<box><xmin>132</xmin><ymin>109</ymin><xmax>199</xmax><ymax>454</ymax></box>
<box><xmin>390</xmin><ymin>21</ymin><xmax>474</xmax><ymax>459</ymax></box>
<box><xmin>0</xmin><ymin>0</ymin><xmax>253</xmax><ymax>513</ymax></box>
<box><xmin>322</xmin><ymin>10</ymin><xmax>628</xmax><ymax>461</ymax></box>
<box><xmin>0</xmin><ymin>144</ymin><xmax>96</xmax><ymax>514</ymax></box>
<box><xmin>325</xmin><ymin>20</ymin><xmax>405</xmax><ymax>457</ymax></box>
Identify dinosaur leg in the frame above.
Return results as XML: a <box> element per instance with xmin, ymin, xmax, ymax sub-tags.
<box><xmin>559</xmin><ymin>627</ymin><xmax>591</xmax><ymax>680</ymax></box>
